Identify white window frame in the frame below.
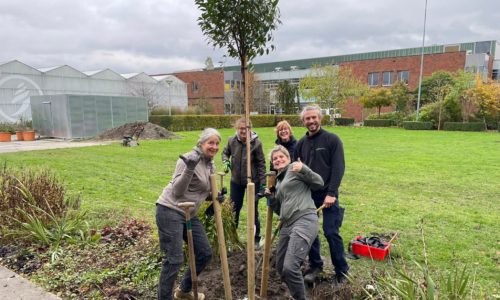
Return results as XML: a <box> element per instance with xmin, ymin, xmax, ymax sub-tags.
<box><xmin>382</xmin><ymin>71</ymin><xmax>393</xmax><ymax>86</ymax></box>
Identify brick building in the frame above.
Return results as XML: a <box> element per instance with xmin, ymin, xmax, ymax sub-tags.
<box><xmin>172</xmin><ymin>69</ymin><xmax>225</xmax><ymax>114</ymax></box>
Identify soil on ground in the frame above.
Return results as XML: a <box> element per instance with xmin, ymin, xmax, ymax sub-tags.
<box><xmin>95</xmin><ymin>121</ymin><xmax>177</xmax><ymax>140</ymax></box>
<box><xmin>198</xmin><ymin>248</ymin><xmax>355</xmax><ymax>300</ymax></box>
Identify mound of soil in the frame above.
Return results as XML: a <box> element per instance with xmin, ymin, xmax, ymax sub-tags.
<box><xmin>95</xmin><ymin>121</ymin><xmax>176</xmax><ymax>140</ymax></box>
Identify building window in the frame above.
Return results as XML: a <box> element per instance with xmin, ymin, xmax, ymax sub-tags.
<box><xmin>368</xmin><ymin>72</ymin><xmax>379</xmax><ymax>87</ymax></box>
<box><xmin>397</xmin><ymin>70</ymin><xmax>409</xmax><ymax>84</ymax></box>
<box><xmin>191</xmin><ymin>81</ymin><xmax>198</xmax><ymax>92</ymax></box>
<box><xmin>382</xmin><ymin>71</ymin><xmax>393</xmax><ymax>86</ymax></box>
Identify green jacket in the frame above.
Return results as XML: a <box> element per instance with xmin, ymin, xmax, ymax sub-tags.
<box><xmin>221</xmin><ymin>132</ymin><xmax>266</xmax><ymax>186</ymax></box>
<box><xmin>270</xmin><ymin>163</ymin><xmax>324</xmax><ymax>226</ymax></box>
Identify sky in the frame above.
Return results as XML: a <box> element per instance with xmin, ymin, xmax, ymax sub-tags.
<box><xmin>1</xmin><ymin>0</ymin><xmax>499</xmax><ymax>75</ymax></box>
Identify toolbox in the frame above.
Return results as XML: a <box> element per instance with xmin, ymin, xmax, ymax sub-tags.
<box><xmin>350</xmin><ymin>235</ymin><xmax>391</xmax><ymax>260</ymax></box>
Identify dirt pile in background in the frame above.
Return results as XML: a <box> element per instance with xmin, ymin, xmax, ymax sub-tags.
<box><xmin>95</xmin><ymin>121</ymin><xmax>176</xmax><ymax>140</ymax></box>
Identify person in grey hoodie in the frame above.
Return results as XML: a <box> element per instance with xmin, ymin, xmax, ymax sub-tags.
<box><xmin>156</xmin><ymin>128</ymin><xmax>222</xmax><ymax>300</ymax></box>
<box><xmin>221</xmin><ymin>117</ymin><xmax>266</xmax><ymax>244</ymax></box>
<box><xmin>265</xmin><ymin>145</ymin><xmax>324</xmax><ymax>300</ymax></box>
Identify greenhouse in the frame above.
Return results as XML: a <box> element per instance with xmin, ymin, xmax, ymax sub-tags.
<box><xmin>0</xmin><ymin>60</ymin><xmax>187</xmax><ymax>123</ymax></box>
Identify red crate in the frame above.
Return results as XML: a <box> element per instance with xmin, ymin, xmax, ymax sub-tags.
<box><xmin>351</xmin><ymin>236</ymin><xmax>390</xmax><ymax>261</ymax></box>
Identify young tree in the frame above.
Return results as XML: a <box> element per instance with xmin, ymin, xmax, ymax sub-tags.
<box><xmin>359</xmin><ymin>88</ymin><xmax>393</xmax><ymax>117</ymax></box>
<box><xmin>299</xmin><ymin>65</ymin><xmax>366</xmax><ymax>110</ymax></box>
<box><xmin>391</xmin><ymin>80</ymin><xmax>412</xmax><ymax>112</ymax></box>
<box><xmin>276</xmin><ymin>80</ymin><xmax>297</xmax><ymax>114</ymax></box>
<box><xmin>195</xmin><ymin>0</ymin><xmax>281</xmax><ymax>172</ymax></box>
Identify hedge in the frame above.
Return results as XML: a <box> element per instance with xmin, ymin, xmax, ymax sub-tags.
<box><xmin>363</xmin><ymin>119</ymin><xmax>393</xmax><ymax>127</ymax></box>
<box><xmin>442</xmin><ymin>122</ymin><xmax>485</xmax><ymax>132</ymax></box>
<box><xmin>149</xmin><ymin>114</ymin><xmax>331</xmax><ymax>131</ymax></box>
<box><xmin>334</xmin><ymin>118</ymin><xmax>355</xmax><ymax>126</ymax></box>
<box><xmin>402</xmin><ymin>121</ymin><xmax>434</xmax><ymax>130</ymax></box>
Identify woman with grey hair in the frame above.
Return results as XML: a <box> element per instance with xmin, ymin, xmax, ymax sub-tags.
<box><xmin>156</xmin><ymin>128</ymin><xmax>222</xmax><ymax>300</ymax></box>
<box><xmin>265</xmin><ymin>145</ymin><xmax>324</xmax><ymax>300</ymax></box>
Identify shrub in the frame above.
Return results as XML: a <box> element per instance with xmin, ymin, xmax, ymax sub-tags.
<box><xmin>149</xmin><ymin>114</ymin><xmax>331</xmax><ymax>131</ymax></box>
<box><xmin>0</xmin><ymin>166</ymin><xmax>91</xmax><ymax>247</ymax></box>
<box><xmin>0</xmin><ymin>122</ymin><xmax>16</xmax><ymax>134</ymax></box>
<box><xmin>403</xmin><ymin>121</ymin><xmax>434</xmax><ymax>130</ymax></box>
<box><xmin>442</xmin><ymin>122</ymin><xmax>485</xmax><ymax>131</ymax></box>
<box><xmin>363</xmin><ymin>119</ymin><xmax>394</xmax><ymax>127</ymax></box>
<box><xmin>367</xmin><ymin>111</ymin><xmax>406</xmax><ymax>127</ymax></box>
<box><xmin>334</xmin><ymin>118</ymin><xmax>355</xmax><ymax>126</ymax></box>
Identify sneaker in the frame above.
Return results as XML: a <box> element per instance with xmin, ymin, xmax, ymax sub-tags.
<box><xmin>303</xmin><ymin>267</ymin><xmax>322</xmax><ymax>284</ymax></box>
<box><xmin>174</xmin><ymin>287</ymin><xmax>205</xmax><ymax>300</ymax></box>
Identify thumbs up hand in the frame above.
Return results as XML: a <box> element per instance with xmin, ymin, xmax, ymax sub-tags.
<box><xmin>291</xmin><ymin>157</ymin><xmax>303</xmax><ymax>172</ymax></box>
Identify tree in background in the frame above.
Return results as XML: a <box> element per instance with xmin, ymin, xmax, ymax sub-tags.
<box><xmin>391</xmin><ymin>80</ymin><xmax>413</xmax><ymax>113</ymax></box>
<box><xmin>276</xmin><ymin>80</ymin><xmax>297</xmax><ymax>114</ymax></box>
<box><xmin>447</xmin><ymin>70</ymin><xmax>476</xmax><ymax>122</ymax></box>
<box><xmin>466</xmin><ymin>77</ymin><xmax>500</xmax><ymax>127</ymax></box>
<box><xmin>360</xmin><ymin>88</ymin><xmax>393</xmax><ymax>117</ymax></box>
<box><xmin>416</xmin><ymin>71</ymin><xmax>455</xmax><ymax>107</ymax></box>
<box><xmin>299</xmin><ymin>65</ymin><xmax>366</xmax><ymax>110</ymax></box>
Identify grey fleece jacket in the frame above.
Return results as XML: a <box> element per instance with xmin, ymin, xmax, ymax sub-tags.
<box><xmin>270</xmin><ymin>163</ymin><xmax>324</xmax><ymax>226</ymax></box>
<box><xmin>156</xmin><ymin>147</ymin><xmax>215</xmax><ymax>216</ymax></box>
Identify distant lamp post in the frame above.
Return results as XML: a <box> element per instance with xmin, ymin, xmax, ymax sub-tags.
<box><xmin>416</xmin><ymin>0</ymin><xmax>428</xmax><ymax>121</ymax></box>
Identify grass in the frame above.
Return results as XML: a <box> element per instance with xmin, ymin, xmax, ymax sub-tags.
<box><xmin>1</xmin><ymin>127</ymin><xmax>499</xmax><ymax>294</ymax></box>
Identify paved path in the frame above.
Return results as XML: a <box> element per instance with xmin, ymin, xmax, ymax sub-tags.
<box><xmin>0</xmin><ymin>266</ymin><xmax>61</xmax><ymax>300</ymax></box>
<box><xmin>0</xmin><ymin>138</ymin><xmax>113</xmax><ymax>154</ymax></box>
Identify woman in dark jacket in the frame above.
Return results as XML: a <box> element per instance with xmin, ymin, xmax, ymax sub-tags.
<box><xmin>270</xmin><ymin>120</ymin><xmax>297</xmax><ymax>171</ymax></box>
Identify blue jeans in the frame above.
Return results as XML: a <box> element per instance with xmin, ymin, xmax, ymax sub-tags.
<box><xmin>230</xmin><ymin>181</ymin><xmax>261</xmax><ymax>241</ymax></box>
<box><xmin>308</xmin><ymin>193</ymin><xmax>349</xmax><ymax>277</ymax></box>
<box><xmin>156</xmin><ymin>204</ymin><xmax>212</xmax><ymax>300</ymax></box>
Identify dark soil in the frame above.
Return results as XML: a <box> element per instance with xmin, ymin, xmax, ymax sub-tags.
<box><xmin>198</xmin><ymin>249</ymin><xmax>357</xmax><ymax>299</ymax></box>
<box><xmin>94</xmin><ymin>121</ymin><xmax>177</xmax><ymax>140</ymax></box>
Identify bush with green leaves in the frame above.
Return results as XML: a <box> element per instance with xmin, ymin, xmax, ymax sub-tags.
<box><xmin>198</xmin><ymin>201</ymin><xmax>243</xmax><ymax>260</ymax></box>
<box><xmin>367</xmin><ymin>111</ymin><xmax>407</xmax><ymax>127</ymax></box>
<box><xmin>443</xmin><ymin>122</ymin><xmax>485</xmax><ymax>132</ymax></box>
<box><xmin>364</xmin><ymin>119</ymin><xmax>394</xmax><ymax>127</ymax></box>
<box><xmin>0</xmin><ymin>166</ymin><xmax>92</xmax><ymax>248</ymax></box>
<box><xmin>403</xmin><ymin>121</ymin><xmax>434</xmax><ymax>130</ymax></box>
<box><xmin>334</xmin><ymin>117</ymin><xmax>355</xmax><ymax>126</ymax></box>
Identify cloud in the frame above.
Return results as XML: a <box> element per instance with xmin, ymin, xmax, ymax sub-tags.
<box><xmin>0</xmin><ymin>0</ymin><xmax>498</xmax><ymax>73</ymax></box>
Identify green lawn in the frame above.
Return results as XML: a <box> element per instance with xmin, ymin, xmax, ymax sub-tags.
<box><xmin>1</xmin><ymin>127</ymin><xmax>499</xmax><ymax>294</ymax></box>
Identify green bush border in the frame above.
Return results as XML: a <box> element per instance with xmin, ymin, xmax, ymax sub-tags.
<box><xmin>363</xmin><ymin>119</ymin><xmax>393</xmax><ymax>127</ymax></box>
<box><xmin>442</xmin><ymin>122</ymin><xmax>485</xmax><ymax>132</ymax></box>
<box><xmin>402</xmin><ymin>121</ymin><xmax>434</xmax><ymax>130</ymax></box>
<box><xmin>334</xmin><ymin>118</ymin><xmax>355</xmax><ymax>126</ymax></box>
<box><xmin>149</xmin><ymin>114</ymin><xmax>331</xmax><ymax>131</ymax></box>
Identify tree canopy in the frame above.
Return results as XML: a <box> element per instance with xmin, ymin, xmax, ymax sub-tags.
<box><xmin>195</xmin><ymin>0</ymin><xmax>281</xmax><ymax>73</ymax></box>
<box><xmin>360</xmin><ymin>88</ymin><xmax>393</xmax><ymax>117</ymax></box>
<box><xmin>299</xmin><ymin>65</ymin><xmax>366</xmax><ymax>109</ymax></box>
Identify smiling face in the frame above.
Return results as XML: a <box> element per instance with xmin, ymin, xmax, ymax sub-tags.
<box><xmin>272</xmin><ymin>150</ymin><xmax>291</xmax><ymax>171</ymax></box>
<box><xmin>302</xmin><ymin>110</ymin><xmax>322</xmax><ymax>135</ymax></box>
<box><xmin>200</xmin><ymin>135</ymin><xmax>220</xmax><ymax>159</ymax></box>
<box><xmin>278</xmin><ymin>127</ymin><xmax>291</xmax><ymax>142</ymax></box>
<box><xmin>237</xmin><ymin>121</ymin><xmax>247</xmax><ymax>142</ymax></box>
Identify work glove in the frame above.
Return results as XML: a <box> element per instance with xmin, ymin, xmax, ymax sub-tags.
<box><xmin>222</xmin><ymin>160</ymin><xmax>231</xmax><ymax>173</ymax></box>
<box><xmin>256</xmin><ymin>184</ymin><xmax>266</xmax><ymax>199</ymax></box>
<box><xmin>179</xmin><ymin>151</ymin><xmax>201</xmax><ymax>170</ymax></box>
<box><xmin>216</xmin><ymin>187</ymin><xmax>227</xmax><ymax>203</ymax></box>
